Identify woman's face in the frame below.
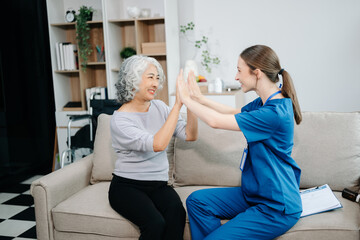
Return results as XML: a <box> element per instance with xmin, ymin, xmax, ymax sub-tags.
<box><xmin>235</xmin><ymin>57</ymin><xmax>257</xmax><ymax>93</ymax></box>
<box><xmin>136</xmin><ymin>64</ymin><xmax>159</xmax><ymax>101</ymax></box>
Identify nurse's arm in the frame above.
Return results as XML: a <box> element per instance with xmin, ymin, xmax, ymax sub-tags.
<box><xmin>187</xmin><ymin>71</ymin><xmax>241</xmax><ymax>114</ymax></box>
<box><xmin>182</xmin><ymin>97</ymin><xmax>240</xmax><ymax>131</ymax></box>
<box><xmin>197</xmin><ymin>95</ymin><xmax>242</xmax><ymax>115</ymax></box>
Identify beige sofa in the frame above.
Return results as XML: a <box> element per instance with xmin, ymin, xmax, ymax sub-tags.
<box><xmin>31</xmin><ymin>112</ymin><xmax>360</xmax><ymax>240</ymax></box>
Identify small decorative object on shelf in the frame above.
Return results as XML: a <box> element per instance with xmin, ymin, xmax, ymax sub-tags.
<box><xmin>184</xmin><ymin>60</ymin><xmax>199</xmax><ymax>81</ymax></box>
<box><xmin>214</xmin><ymin>77</ymin><xmax>224</xmax><ymax>93</ymax></box>
<box><xmin>65</xmin><ymin>8</ymin><xmax>76</xmax><ymax>23</ymax></box>
<box><xmin>96</xmin><ymin>45</ymin><xmax>105</xmax><ymax>62</ymax></box>
<box><xmin>180</xmin><ymin>21</ymin><xmax>220</xmax><ymax>74</ymax></box>
<box><xmin>127</xmin><ymin>6</ymin><xmax>141</xmax><ymax>18</ymax></box>
<box><xmin>76</xmin><ymin>5</ymin><xmax>95</xmax><ymax>71</ymax></box>
<box><xmin>140</xmin><ymin>8</ymin><xmax>151</xmax><ymax>18</ymax></box>
<box><xmin>120</xmin><ymin>47</ymin><xmax>136</xmax><ymax>60</ymax></box>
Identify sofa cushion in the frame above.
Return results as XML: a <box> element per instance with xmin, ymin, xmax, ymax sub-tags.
<box><xmin>293</xmin><ymin>112</ymin><xmax>360</xmax><ymax>191</ymax></box>
<box><xmin>90</xmin><ymin>114</ymin><xmax>176</xmax><ymax>184</ymax></box>
<box><xmin>52</xmin><ymin>182</ymin><xmax>140</xmax><ymax>238</ymax></box>
<box><xmin>172</xmin><ymin>118</ymin><xmax>247</xmax><ymax>187</ymax></box>
<box><xmin>276</xmin><ymin>192</ymin><xmax>360</xmax><ymax>239</ymax></box>
<box><xmin>90</xmin><ymin>114</ymin><xmax>117</xmax><ymax>184</ymax></box>
<box><xmin>52</xmin><ymin>183</ymin><xmax>359</xmax><ymax>240</ymax></box>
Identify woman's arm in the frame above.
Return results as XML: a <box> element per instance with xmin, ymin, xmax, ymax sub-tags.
<box><xmin>187</xmin><ymin>71</ymin><xmax>241</xmax><ymax>115</ymax></box>
<box><xmin>153</xmin><ymin>103</ymin><xmax>182</xmax><ymax>152</ymax></box>
<box><xmin>183</xmin><ymin>71</ymin><xmax>198</xmax><ymax>141</ymax></box>
<box><xmin>153</xmin><ymin>70</ymin><xmax>184</xmax><ymax>152</ymax></box>
<box><xmin>178</xmin><ymin>75</ymin><xmax>240</xmax><ymax>131</ymax></box>
<box><xmin>185</xmin><ymin>108</ymin><xmax>198</xmax><ymax>141</ymax></box>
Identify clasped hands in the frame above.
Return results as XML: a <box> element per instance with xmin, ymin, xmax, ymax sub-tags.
<box><xmin>175</xmin><ymin>69</ymin><xmax>203</xmax><ymax>107</ymax></box>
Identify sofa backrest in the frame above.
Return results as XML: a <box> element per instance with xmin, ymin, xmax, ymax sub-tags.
<box><xmin>171</xmin><ymin>112</ymin><xmax>360</xmax><ymax>191</ymax></box>
<box><xmin>91</xmin><ymin>112</ymin><xmax>360</xmax><ymax>192</ymax></box>
<box><xmin>293</xmin><ymin>112</ymin><xmax>360</xmax><ymax>191</ymax></box>
<box><xmin>172</xmin><ymin>118</ymin><xmax>247</xmax><ymax>187</ymax></box>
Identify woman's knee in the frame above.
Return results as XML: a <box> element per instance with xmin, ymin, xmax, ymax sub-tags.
<box><xmin>168</xmin><ymin>201</ymin><xmax>186</xmax><ymax>219</ymax></box>
<box><xmin>141</xmin><ymin>216</ymin><xmax>166</xmax><ymax>237</ymax></box>
<box><xmin>150</xmin><ymin>216</ymin><xmax>166</xmax><ymax>229</ymax></box>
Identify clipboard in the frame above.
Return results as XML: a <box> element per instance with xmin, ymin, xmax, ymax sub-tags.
<box><xmin>300</xmin><ymin>184</ymin><xmax>342</xmax><ymax>218</ymax></box>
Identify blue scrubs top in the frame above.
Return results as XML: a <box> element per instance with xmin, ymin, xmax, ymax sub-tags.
<box><xmin>235</xmin><ymin>97</ymin><xmax>302</xmax><ymax>215</ymax></box>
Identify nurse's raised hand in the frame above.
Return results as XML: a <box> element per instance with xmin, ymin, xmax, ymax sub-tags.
<box><xmin>187</xmin><ymin>71</ymin><xmax>204</xmax><ymax>102</ymax></box>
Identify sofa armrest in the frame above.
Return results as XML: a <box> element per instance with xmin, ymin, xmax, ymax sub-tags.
<box><xmin>30</xmin><ymin>154</ymin><xmax>93</xmax><ymax>240</ymax></box>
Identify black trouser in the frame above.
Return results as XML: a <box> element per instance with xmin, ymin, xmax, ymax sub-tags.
<box><xmin>108</xmin><ymin>174</ymin><xmax>186</xmax><ymax>240</ymax></box>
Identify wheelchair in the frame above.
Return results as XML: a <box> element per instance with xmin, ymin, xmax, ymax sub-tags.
<box><xmin>60</xmin><ymin>95</ymin><xmax>121</xmax><ymax>168</ymax></box>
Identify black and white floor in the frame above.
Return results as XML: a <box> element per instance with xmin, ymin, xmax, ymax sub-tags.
<box><xmin>0</xmin><ymin>175</ymin><xmax>43</xmax><ymax>240</ymax></box>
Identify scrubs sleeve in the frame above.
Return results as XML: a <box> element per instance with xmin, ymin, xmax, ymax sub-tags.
<box><xmin>241</xmin><ymin>97</ymin><xmax>262</xmax><ymax>113</ymax></box>
<box><xmin>235</xmin><ymin>108</ymin><xmax>280</xmax><ymax>143</ymax></box>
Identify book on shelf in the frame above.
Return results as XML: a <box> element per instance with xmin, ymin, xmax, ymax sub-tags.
<box><xmin>85</xmin><ymin>87</ymin><xmax>108</xmax><ymax>113</ymax></box>
<box><xmin>300</xmin><ymin>184</ymin><xmax>342</xmax><ymax>218</ymax></box>
<box><xmin>55</xmin><ymin>42</ymin><xmax>78</xmax><ymax>71</ymax></box>
<box><xmin>63</xmin><ymin>101</ymin><xmax>82</xmax><ymax>111</ymax></box>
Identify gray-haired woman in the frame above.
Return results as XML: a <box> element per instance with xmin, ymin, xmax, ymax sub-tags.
<box><xmin>108</xmin><ymin>55</ymin><xmax>198</xmax><ymax>240</ymax></box>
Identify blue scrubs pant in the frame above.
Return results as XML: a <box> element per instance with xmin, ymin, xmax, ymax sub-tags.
<box><xmin>186</xmin><ymin>187</ymin><xmax>300</xmax><ymax>240</ymax></box>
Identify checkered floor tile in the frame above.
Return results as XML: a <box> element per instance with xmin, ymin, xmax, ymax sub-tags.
<box><xmin>0</xmin><ymin>175</ymin><xmax>43</xmax><ymax>240</ymax></box>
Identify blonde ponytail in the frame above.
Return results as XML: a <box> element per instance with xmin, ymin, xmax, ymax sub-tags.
<box><xmin>280</xmin><ymin>70</ymin><xmax>302</xmax><ymax>124</ymax></box>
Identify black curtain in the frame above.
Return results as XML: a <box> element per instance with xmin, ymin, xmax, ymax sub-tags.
<box><xmin>0</xmin><ymin>0</ymin><xmax>55</xmax><ymax>187</ymax></box>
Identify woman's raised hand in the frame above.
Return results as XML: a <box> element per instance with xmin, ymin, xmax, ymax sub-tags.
<box><xmin>176</xmin><ymin>69</ymin><xmax>191</xmax><ymax>104</ymax></box>
<box><xmin>187</xmin><ymin>71</ymin><xmax>203</xmax><ymax>102</ymax></box>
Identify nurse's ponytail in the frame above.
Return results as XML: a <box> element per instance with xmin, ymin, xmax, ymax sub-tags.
<box><xmin>279</xmin><ymin>69</ymin><xmax>302</xmax><ymax>124</ymax></box>
<box><xmin>240</xmin><ymin>45</ymin><xmax>302</xmax><ymax>124</ymax></box>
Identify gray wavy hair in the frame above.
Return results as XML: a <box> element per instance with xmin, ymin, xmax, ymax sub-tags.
<box><xmin>115</xmin><ymin>55</ymin><xmax>165</xmax><ymax>104</ymax></box>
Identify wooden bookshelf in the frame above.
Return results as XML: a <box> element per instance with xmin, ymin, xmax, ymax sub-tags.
<box><xmin>107</xmin><ymin>17</ymin><xmax>168</xmax><ymax>104</ymax></box>
<box><xmin>49</xmin><ymin>18</ymin><xmax>106</xmax><ymax>111</ymax></box>
<box><xmin>47</xmin><ymin>0</ymin><xmax>180</xmax><ymax>162</ymax></box>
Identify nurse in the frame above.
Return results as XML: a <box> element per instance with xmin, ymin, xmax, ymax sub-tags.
<box><xmin>177</xmin><ymin>45</ymin><xmax>303</xmax><ymax>240</ymax></box>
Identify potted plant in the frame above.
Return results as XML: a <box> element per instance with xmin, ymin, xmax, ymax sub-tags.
<box><xmin>76</xmin><ymin>6</ymin><xmax>95</xmax><ymax>71</ymax></box>
<box><xmin>120</xmin><ymin>47</ymin><xmax>137</xmax><ymax>60</ymax></box>
<box><xmin>180</xmin><ymin>21</ymin><xmax>220</xmax><ymax>74</ymax></box>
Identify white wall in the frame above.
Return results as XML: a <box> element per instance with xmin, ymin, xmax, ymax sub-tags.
<box><xmin>178</xmin><ymin>0</ymin><xmax>360</xmax><ymax>112</ymax></box>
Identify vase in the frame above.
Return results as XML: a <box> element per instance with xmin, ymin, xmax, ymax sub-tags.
<box><xmin>127</xmin><ymin>7</ymin><xmax>141</xmax><ymax>18</ymax></box>
<box><xmin>184</xmin><ymin>60</ymin><xmax>199</xmax><ymax>81</ymax></box>
<box><xmin>86</xmin><ymin>12</ymin><xmax>93</xmax><ymax>21</ymax></box>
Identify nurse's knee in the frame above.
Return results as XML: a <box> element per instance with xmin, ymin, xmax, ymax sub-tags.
<box><xmin>186</xmin><ymin>190</ymin><xmax>204</xmax><ymax>208</ymax></box>
<box><xmin>286</xmin><ymin>212</ymin><xmax>301</xmax><ymax>230</ymax></box>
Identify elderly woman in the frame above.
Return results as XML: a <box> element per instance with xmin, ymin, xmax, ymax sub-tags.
<box><xmin>108</xmin><ymin>55</ymin><xmax>198</xmax><ymax>240</ymax></box>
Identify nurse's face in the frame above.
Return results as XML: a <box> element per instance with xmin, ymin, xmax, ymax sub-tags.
<box><xmin>235</xmin><ymin>57</ymin><xmax>257</xmax><ymax>93</ymax></box>
<box><xmin>135</xmin><ymin>64</ymin><xmax>159</xmax><ymax>102</ymax></box>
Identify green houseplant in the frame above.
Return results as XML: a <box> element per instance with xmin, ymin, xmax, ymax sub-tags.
<box><xmin>180</xmin><ymin>21</ymin><xmax>220</xmax><ymax>74</ymax></box>
<box><xmin>76</xmin><ymin>6</ymin><xmax>95</xmax><ymax>71</ymax></box>
<box><xmin>120</xmin><ymin>47</ymin><xmax>137</xmax><ymax>60</ymax></box>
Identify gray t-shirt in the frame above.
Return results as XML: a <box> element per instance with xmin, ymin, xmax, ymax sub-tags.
<box><xmin>110</xmin><ymin>100</ymin><xmax>187</xmax><ymax>181</ymax></box>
